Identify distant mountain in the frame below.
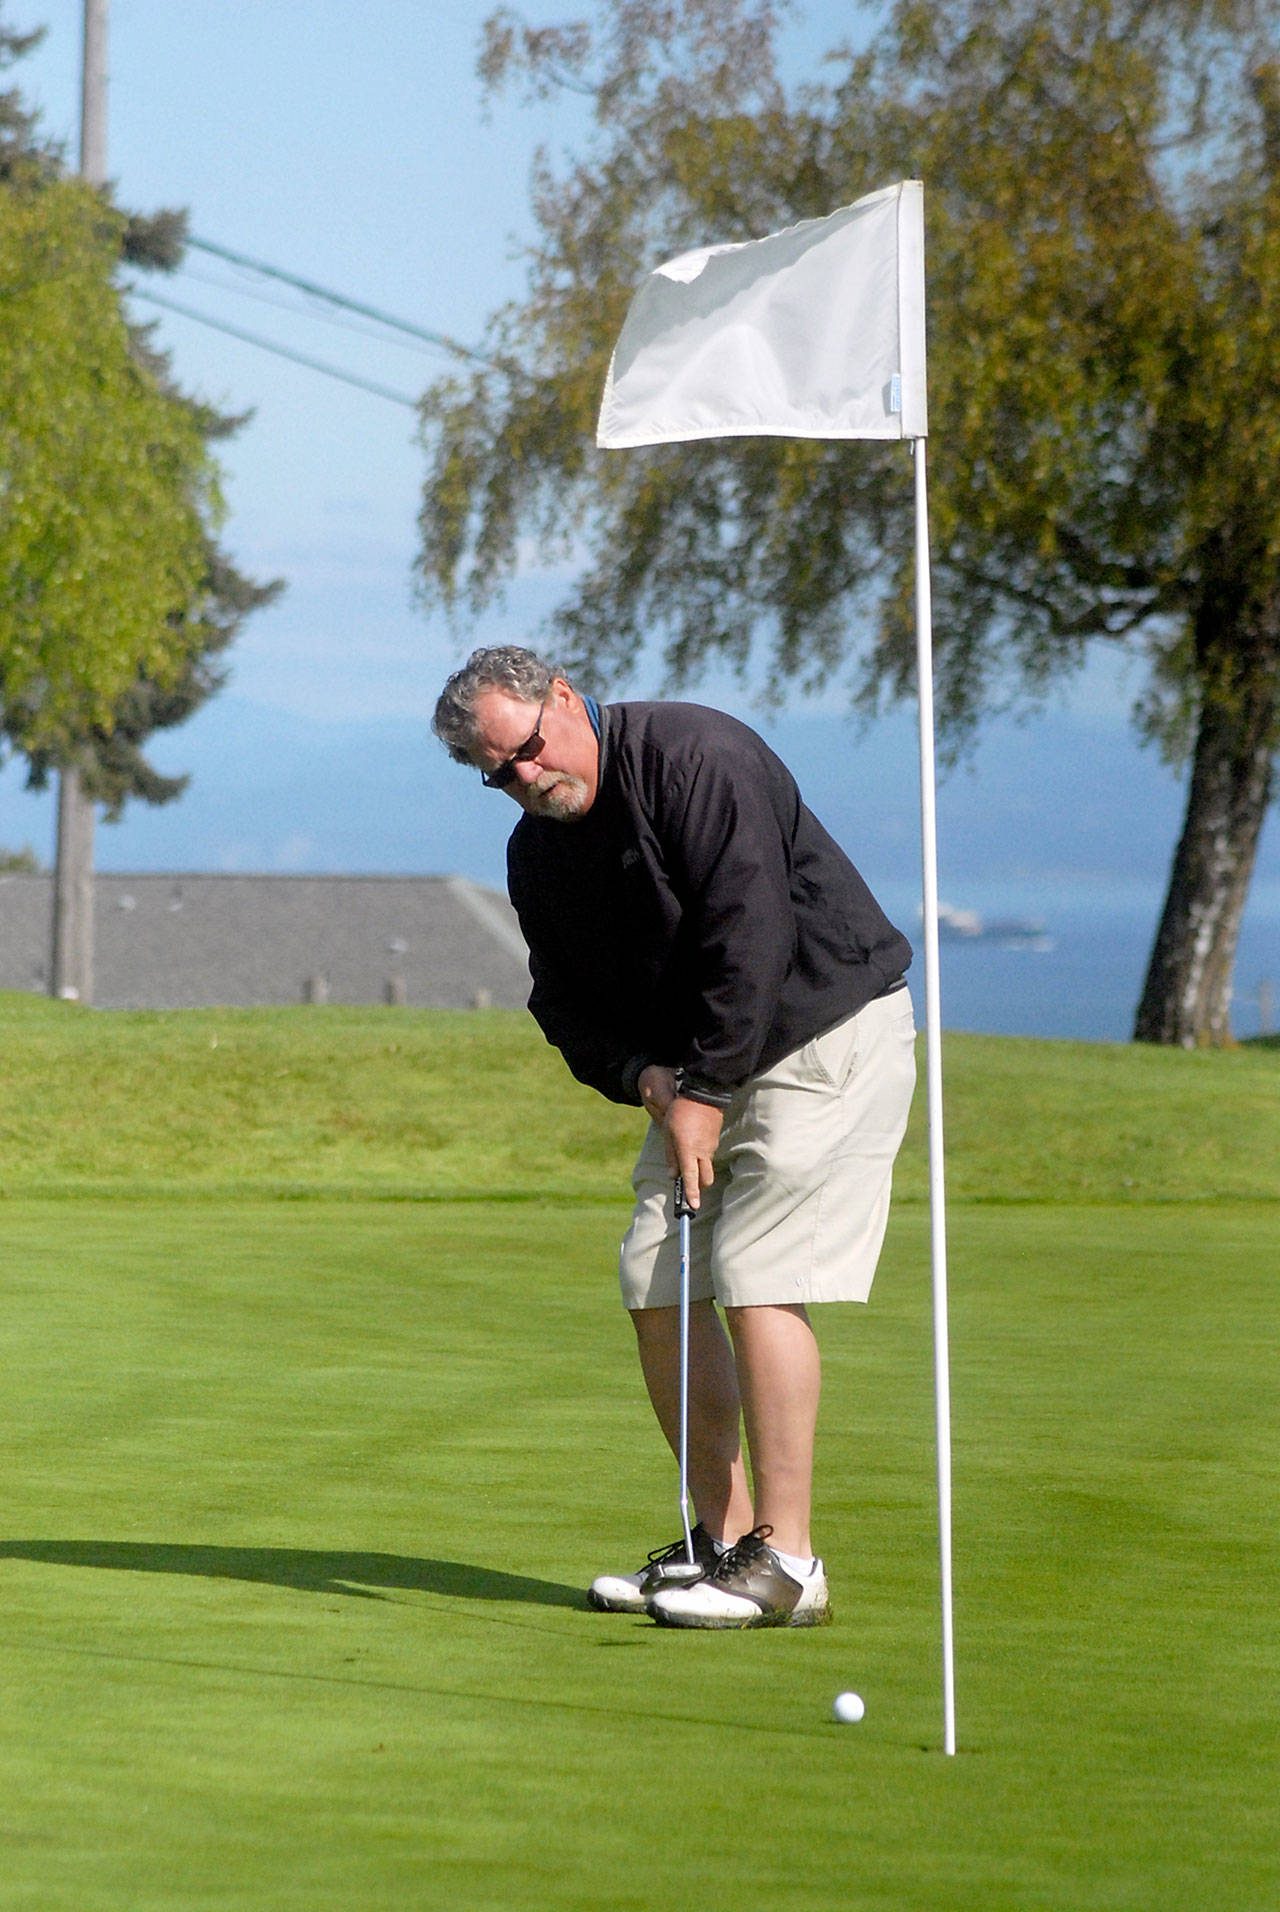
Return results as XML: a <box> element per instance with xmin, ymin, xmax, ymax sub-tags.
<box><xmin>2</xmin><ymin>686</ymin><xmax>1272</xmax><ymax>920</ymax></box>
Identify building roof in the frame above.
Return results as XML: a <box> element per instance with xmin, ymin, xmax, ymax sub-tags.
<box><xmin>0</xmin><ymin>872</ymin><xmax>531</xmax><ymax>1010</ymax></box>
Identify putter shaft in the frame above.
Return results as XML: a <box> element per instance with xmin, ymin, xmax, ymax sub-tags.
<box><xmin>674</xmin><ymin>1175</ymin><xmax>696</xmax><ymax>1567</ymax></box>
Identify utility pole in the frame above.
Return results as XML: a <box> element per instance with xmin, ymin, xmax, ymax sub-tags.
<box><xmin>51</xmin><ymin>0</ymin><xmax>108</xmax><ymax>1002</ymax></box>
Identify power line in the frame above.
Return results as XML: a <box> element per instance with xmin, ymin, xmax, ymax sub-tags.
<box><xmin>187</xmin><ymin>234</ymin><xmax>500</xmax><ymax>370</ymax></box>
<box><xmin>176</xmin><ymin>261</ymin><xmax>451</xmax><ymax>359</ymax></box>
<box><xmin>130</xmin><ymin>288</ymin><xmax>422</xmax><ymax>410</ymax></box>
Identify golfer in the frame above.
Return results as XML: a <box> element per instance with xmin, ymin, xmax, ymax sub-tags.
<box><xmin>433</xmin><ymin>646</ymin><xmax>916</xmax><ymax>1628</ymax></box>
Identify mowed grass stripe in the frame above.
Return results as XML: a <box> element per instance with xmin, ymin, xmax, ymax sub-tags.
<box><xmin>0</xmin><ymin>1196</ymin><xmax>1275</xmax><ymax>1910</ymax></box>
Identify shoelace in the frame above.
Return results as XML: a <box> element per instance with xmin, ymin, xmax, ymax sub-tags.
<box><xmin>646</xmin><ymin>1532</ymin><xmax>703</xmax><ymax>1568</ymax></box>
<box><xmin>709</xmin><ymin>1524</ymin><xmax>774</xmax><ymax>1581</ymax></box>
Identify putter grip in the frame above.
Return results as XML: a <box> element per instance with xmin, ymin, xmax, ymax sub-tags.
<box><xmin>673</xmin><ymin>1175</ymin><xmax>695</xmax><ymax>1219</ymax></box>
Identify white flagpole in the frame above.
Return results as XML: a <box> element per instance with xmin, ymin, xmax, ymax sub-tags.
<box><xmin>911</xmin><ymin>435</ymin><xmax>956</xmax><ymax>1756</ymax></box>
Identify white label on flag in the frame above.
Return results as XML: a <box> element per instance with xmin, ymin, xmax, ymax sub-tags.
<box><xmin>597</xmin><ymin>181</ymin><xmax>927</xmax><ymax>448</ymax></box>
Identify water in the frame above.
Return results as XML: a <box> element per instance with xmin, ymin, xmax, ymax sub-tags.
<box><xmin>3</xmin><ymin>672</ymin><xmax>1276</xmax><ymax>1043</ymax></box>
<box><xmin>899</xmin><ymin>899</ymin><xmax>1280</xmax><ymax>1043</ymax></box>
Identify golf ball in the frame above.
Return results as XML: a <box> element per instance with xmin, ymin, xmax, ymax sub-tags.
<box><xmin>832</xmin><ymin>1690</ymin><xmax>865</xmax><ymax>1724</ymax></box>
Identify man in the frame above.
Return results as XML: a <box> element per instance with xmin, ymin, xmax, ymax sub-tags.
<box><xmin>433</xmin><ymin>645</ymin><xmax>916</xmax><ymax>1628</ymax></box>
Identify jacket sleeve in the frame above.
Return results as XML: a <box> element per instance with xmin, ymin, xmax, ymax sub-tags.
<box><xmin>525</xmin><ymin>951</ymin><xmax>650</xmax><ymax>1106</ymax></box>
<box><xmin>507</xmin><ymin>833</ymin><xmax>650</xmax><ymax>1107</ymax></box>
<box><xmin>661</xmin><ymin>741</ymin><xmax>798</xmax><ymax>1098</ymax></box>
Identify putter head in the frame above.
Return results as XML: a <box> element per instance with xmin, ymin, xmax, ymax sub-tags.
<box><xmin>662</xmin><ymin>1559</ymin><xmax>703</xmax><ymax>1585</ymax></box>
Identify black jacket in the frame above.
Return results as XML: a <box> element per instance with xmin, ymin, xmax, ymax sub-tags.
<box><xmin>506</xmin><ymin>701</ymin><xmax>911</xmax><ymax>1106</ymax></box>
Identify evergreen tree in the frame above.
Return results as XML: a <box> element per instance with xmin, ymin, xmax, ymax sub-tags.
<box><xmin>0</xmin><ymin>18</ymin><xmax>279</xmax><ymax>817</ymax></box>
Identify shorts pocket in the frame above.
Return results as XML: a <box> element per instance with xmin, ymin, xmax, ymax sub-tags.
<box><xmin>804</xmin><ymin>1012</ymin><xmax>861</xmax><ymax>1090</ymax></box>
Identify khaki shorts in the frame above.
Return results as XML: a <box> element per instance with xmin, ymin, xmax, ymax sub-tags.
<box><xmin>618</xmin><ymin>988</ymin><xmax>917</xmax><ymax>1311</ymax></box>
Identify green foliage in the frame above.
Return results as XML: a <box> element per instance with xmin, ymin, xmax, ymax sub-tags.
<box><xmin>39</xmin><ymin>308</ymin><xmax>284</xmax><ymax>820</ymax></box>
<box><xmin>0</xmin><ymin>25</ymin><xmax>277</xmax><ymax>798</ymax></box>
<box><xmin>21</xmin><ymin>543</ymin><xmax>283</xmax><ymax>819</ymax></box>
<box><xmin>0</xmin><ymin>173</ymin><xmax>215</xmax><ymax>752</ymax></box>
<box><xmin>0</xmin><ymin>15</ymin><xmax>51</xmax><ymax>177</ymax></box>
<box><xmin>419</xmin><ymin>0</ymin><xmax>1280</xmax><ymax>1044</ymax></box>
<box><xmin>418</xmin><ymin>0</ymin><xmax>1280</xmax><ymax>732</ymax></box>
<box><xmin>883</xmin><ymin>0</ymin><xmax>1280</xmax><ymax>753</ymax></box>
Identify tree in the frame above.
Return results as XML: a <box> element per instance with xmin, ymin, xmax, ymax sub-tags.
<box><xmin>0</xmin><ymin>19</ymin><xmax>278</xmax><ymax>904</ymax></box>
<box><xmin>416</xmin><ymin>0</ymin><xmax>1280</xmax><ymax>1046</ymax></box>
<box><xmin>21</xmin><ymin>544</ymin><xmax>282</xmax><ymax>822</ymax></box>
<box><xmin>16</xmin><ymin>293</ymin><xmax>282</xmax><ymax>823</ymax></box>
<box><xmin>0</xmin><ymin>170</ymin><xmax>214</xmax><ymax>750</ymax></box>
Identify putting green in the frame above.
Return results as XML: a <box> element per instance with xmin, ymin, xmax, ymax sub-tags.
<box><xmin>1</xmin><ymin>1197</ymin><xmax>1274</xmax><ymax>1910</ymax></box>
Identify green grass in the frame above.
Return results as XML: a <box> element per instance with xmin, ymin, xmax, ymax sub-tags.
<box><xmin>0</xmin><ymin>995</ymin><xmax>1275</xmax><ymax>1908</ymax></box>
<box><xmin>3</xmin><ymin>991</ymin><xmax>1279</xmax><ymax>1201</ymax></box>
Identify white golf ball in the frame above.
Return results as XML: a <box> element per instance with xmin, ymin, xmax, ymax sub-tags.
<box><xmin>832</xmin><ymin>1690</ymin><xmax>865</xmax><ymax>1724</ymax></box>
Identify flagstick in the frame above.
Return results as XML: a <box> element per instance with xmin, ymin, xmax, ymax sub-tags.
<box><xmin>911</xmin><ymin>435</ymin><xmax>956</xmax><ymax>1757</ymax></box>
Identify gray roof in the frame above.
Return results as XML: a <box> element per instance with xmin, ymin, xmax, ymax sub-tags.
<box><xmin>0</xmin><ymin>872</ymin><xmax>531</xmax><ymax>1010</ymax></box>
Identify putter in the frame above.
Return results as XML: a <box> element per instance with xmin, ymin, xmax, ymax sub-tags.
<box><xmin>673</xmin><ymin>1174</ymin><xmax>697</xmax><ymax>1572</ymax></box>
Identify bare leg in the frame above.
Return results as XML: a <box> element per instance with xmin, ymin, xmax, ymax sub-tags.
<box><xmin>723</xmin><ymin>1303</ymin><xmax>821</xmax><ymax>1560</ymax></box>
<box><xmin>630</xmin><ymin>1300</ymin><xmax>755</xmax><ymax>1544</ymax></box>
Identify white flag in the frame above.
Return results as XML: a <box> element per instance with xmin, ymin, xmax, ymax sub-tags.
<box><xmin>597</xmin><ymin>180</ymin><xmax>926</xmax><ymax>449</ymax></box>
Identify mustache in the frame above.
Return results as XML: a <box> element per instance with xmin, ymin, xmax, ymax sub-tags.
<box><xmin>526</xmin><ymin>772</ymin><xmax>587</xmax><ymax>815</ymax></box>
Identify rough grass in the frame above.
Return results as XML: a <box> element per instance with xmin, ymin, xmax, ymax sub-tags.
<box><xmin>2</xmin><ymin>992</ymin><xmax>1277</xmax><ymax>1202</ymax></box>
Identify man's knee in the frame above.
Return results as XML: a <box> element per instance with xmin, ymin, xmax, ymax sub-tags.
<box><xmin>629</xmin><ymin>1301</ymin><xmax>676</xmax><ymax>1342</ymax></box>
<box><xmin>724</xmin><ymin>1301</ymin><xmax>812</xmax><ymax>1334</ymax></box>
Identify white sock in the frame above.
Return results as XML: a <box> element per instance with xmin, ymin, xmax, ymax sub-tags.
<box><xmin>772</xmin><ymin>1546</ymin><xmax>817</xmax><ymax>1579</ymax></box>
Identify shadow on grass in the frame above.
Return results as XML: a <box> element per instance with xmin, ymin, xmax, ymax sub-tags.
<box><xmin>0</xmin><ymin>1540</ymin><xmax>584</xmax><ymax>1608</ymax></box>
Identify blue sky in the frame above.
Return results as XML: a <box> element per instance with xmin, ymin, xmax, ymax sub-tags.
<box><xmin>0</xmin><ymin>0</ymin><xmax>1276</xmax><ymax>1036</ymax></box>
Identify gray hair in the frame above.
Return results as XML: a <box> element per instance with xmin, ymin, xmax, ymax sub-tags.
<box><xmin>432</xmin><ymin>645</ymin><xmax>563</xmax><ymax>763</ymax></box>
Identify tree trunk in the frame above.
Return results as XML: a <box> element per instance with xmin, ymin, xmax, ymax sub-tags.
<box><xmin>1133</xmin><ymin>679</ymin><xmax>1275</xmax><ymax>1046</ymax></box>
<box><xmin>50</xmin><ymin>766</ymin><xmax>96</xmax><ymax>1004</ymax></box>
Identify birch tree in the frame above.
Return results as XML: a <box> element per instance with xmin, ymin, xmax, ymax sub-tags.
<box><xmin>417</xmin><ymin>0</ymin><xmax>1280</xmax><ymax>1045</ymax></box>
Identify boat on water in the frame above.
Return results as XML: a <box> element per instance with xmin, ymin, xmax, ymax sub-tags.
<box><xmin>933</xmin><ymin>901</ymin><xmax>1054</xmax><ymax>951</ymax></box>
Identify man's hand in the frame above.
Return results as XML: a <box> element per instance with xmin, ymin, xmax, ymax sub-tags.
<box><xmin>637</xmin><ymin>1067</ymin><xmax>722</xmax><ymax>1206</ymax></box>
<box><xmin>637</xmin><ymin>1063</ymin><xmax>678</xmax><ymax>1124</ymax></box>
<box><xmin>663</xmin><ymin>1095</ymin><xmax>722</xmax><ymax>1207</ymax></box>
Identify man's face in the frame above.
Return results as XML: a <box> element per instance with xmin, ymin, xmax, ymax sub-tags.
<box><xmin>467</xmin><ymin>677</ymin><xmax>599</xmax><ymax>821</ymax></box>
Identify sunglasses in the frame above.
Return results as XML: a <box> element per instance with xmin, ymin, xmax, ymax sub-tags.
<box><xmin>480</xmin><ymin>700</ymin><xmax>547</xmax><ymax>789</ymax></box>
